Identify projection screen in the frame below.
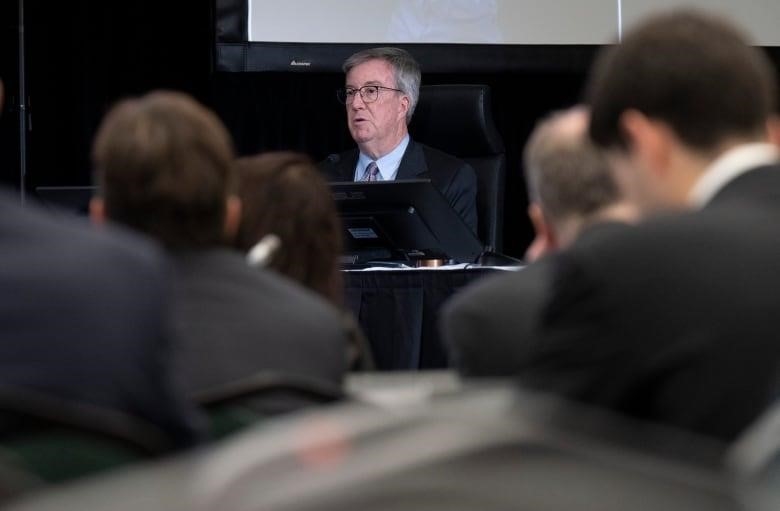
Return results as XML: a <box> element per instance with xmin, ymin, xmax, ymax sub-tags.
<box><xmin>216</xmin><ymin>0</ymin><xmax>780</xmax><ymax>72</ymax></box>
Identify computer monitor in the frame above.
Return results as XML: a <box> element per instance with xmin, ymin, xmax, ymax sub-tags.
<box><xmin>331</xmin><ymin>179</ymin><xmax>484</xmax><ymax>264</ymax></box>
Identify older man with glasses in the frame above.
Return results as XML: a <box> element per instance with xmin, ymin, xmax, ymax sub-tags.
<box><xmin>320</xmin><ymin>47</ymin><xmax>478</xmax><ymax>233</ymax></box>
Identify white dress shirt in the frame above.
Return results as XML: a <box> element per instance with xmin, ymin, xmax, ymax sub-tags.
<box><xmin>688</xmin><ymin>142</ymin><xmax>780</xmax><ymax>208</ymax></box>
<box><xmin>354</xmin><ymin>135</ymin><xmax>410</xmax><ymax>182</ymax></box>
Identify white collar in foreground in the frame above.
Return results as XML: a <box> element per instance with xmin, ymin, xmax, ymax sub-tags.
<box><xmin>689</xmin><ymin>143</ymin><xmax>780</xmax><ymax>208</ymax></box>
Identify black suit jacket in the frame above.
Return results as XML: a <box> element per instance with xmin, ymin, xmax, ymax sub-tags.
<box><xmin>170</xmin><ymin>248</ymin><xmax>348</xmax><ymax>412</ymax></box>
<box><xmin>320</xmin><ymin>138</ymin><xmax>478</xmax><ymax>233</ymax></box>
<box><xmin>0</xmin><ymin>191</ymin><xmax>201</xmax><ymax>446</ymax></box>
<box><xmin>441</xmin><ymin>223</ymin><xmax>627</xmax><ymax>377</ymax></box>
<box><xmin>519</xmin><ymin>163</ymin><xmax>780</xmax><ymax>441</ymax></box>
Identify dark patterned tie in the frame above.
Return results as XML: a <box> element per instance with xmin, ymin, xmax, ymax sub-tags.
<box><xmin>362</xmin><ymin>161</ymin><xmax>380</xmax><ymax>181</ymax></box>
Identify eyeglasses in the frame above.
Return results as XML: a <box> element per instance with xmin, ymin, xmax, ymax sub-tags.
<box><xmin>336</xmin><ymin>85</ymin><xmax>404</xmax><ymax>104</ymax></box>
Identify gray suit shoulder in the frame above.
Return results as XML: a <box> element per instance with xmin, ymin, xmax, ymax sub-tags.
<box><xmin>442</xmin><ymin>263</ymin><xmax>550</xmax><ymax>377</ymax></box>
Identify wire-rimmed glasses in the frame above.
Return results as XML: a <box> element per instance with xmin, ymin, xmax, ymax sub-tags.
<box><xmin>336</xmin><ymin>85</ymin><xmax>404</xmax><ymax>104</ymax></box>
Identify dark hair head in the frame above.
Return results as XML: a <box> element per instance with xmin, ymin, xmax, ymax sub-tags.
<box><xmin>343</xmin><ymin>47</ymin><xmax>421</xmax><ymax>123</ymax></box>
<box><xmin>587</xmin><ymin>9</ymin><xmax>777</xmax><ymax>152</ymax></box>
<box><xmin>92</xmin><ymin>91</ymin><xmax>235</xmax><ymax>249</ymax></box>
<box><xmin>234</xmin><ymin>152</ymin><xmax>344</xmax><ymax>306</ymax></box>
<box><xmin>525</xmin><ymin>107</ymin><xmax>620</xmax><ymax>224</ymax></box>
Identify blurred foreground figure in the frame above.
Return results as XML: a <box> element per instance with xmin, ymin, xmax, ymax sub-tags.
<box><xmin>518</xmin><ymin>10</ymin><xmax>780</xmax><ymax>441</ymax></box>
<box><xmin>442</xmin><ymin>106</ymin><xmax>636</xmax><ymax>376</ymax></box>
<box><xmin>91</xmin><ymin>92</ymin><xmax>349</xmax><ymax>414</ymax></box>
<box><xmin>0</xmin><ymin>80</ymin><xmax>201</xmax><ymax>451</ymax></box>
<box><xmin>2</xmin><ymin>384</ymin><xmax>738</xmax><ymax>511</ymax></box>
<box><xmin>233</xmin><ymin>152</ymin><xmax>373</xmax><ymax>370</ymax></box>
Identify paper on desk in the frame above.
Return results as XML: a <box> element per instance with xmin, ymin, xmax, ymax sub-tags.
<box><xmin>345</xmin><ymin>263</ymin><xmax>522</xmax><ymax>271</ymax></box>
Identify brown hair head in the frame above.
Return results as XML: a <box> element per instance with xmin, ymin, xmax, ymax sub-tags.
<box><xmin>587</xmin><ymin>9</ymin><xmax>777</xmax><ymax>152</ymax></box>
<box><xmin>234</xmin><ymin>152</ymin><xmax>344</xmax><ymax>306</ymax></box>
<box><xmin>92</xmin><ymin>91</ymin><xmax>235</xmax><ymax>249</ymax></box>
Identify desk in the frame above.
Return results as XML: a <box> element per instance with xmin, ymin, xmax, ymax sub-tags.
<box><xmin>344</xmin><ymin>267</ymin><xmax>502</xmax><ymax>370</ymax></box>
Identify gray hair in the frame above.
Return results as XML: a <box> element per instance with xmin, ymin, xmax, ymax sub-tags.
<box><xmin>343</xmin><ymin>47</ymin><xmax>421</xmax><ymax>124</ymax></box>
<box><xmin>524</xmin><ymin>108</ymin><xmax>620</xmax><ymax>224</ymax></box>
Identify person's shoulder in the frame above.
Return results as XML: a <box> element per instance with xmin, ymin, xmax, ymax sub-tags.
<box><xmin>588</xmin><ymin>208</ymin><xmax>758</xmax><ymax>252</ymax></box>
<box><xmin>318</xmin><ymin>148</ymin><xmax>353</xmax><ymax>167</ymax></box>
<box><xmin>560</xmin><ymin>207</ymin><xmax>776</xmax><ymax>283</ymax></box>
<box><xmin>259</xmin><ymin>267</ymin><xmax>342</xmax><ymax>317</ymax></box>
<box><xmin>318</xmin><ymin>148</ymin><xmax>358</xmax><ymax>179</ymax></box>
<box><xmin>442</xmin><ymin>263</ymin><xmax>552</xmax><ymax>376</ymax></box>
<box><xmin>244</xmin><ymin>263</ymin><xmax>348</xmax><ymax>344</ymax></box>
<box><xmin>445</xmin><ymin>263</ymin><xmax>548</xmax><ymax>318</ymax></box>
<box><xmin>416</xmin><ymin>141</ymin><xmax>470</xmax><ymax>168</ymax></box>
<box><xmin>414</xmin><ymin>141</ymin><xmax>477</xmax><ymax>188</ymax></box>
<box><xmin>0</xmin><ymin>192</ymin><xmax>166</xmax><ymax>277</ymax></box>
<box><xmin>193</xmin><ymin>248</ymin><xmax>343</xmax><ymax>319</ymax></box>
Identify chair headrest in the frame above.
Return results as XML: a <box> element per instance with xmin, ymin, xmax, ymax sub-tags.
<box><xmin>410</xmin><ymin>84</ymin><xmax>505</xmax><ymax>157</ymax></box>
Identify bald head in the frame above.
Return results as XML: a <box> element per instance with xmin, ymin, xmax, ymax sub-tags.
<box><xmin>524</xmin><ymin>106</ymin><xmax>620</xmax><ymax>225</ymax></box>
<box><xmin>523</xmin><ymin>106</ymin><xmax>638</xmax><ymax>260</ymax></box>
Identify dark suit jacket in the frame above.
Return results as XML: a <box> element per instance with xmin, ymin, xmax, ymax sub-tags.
<box><xmin>320</xmin><ymin>138</ymin><xmax>479</xmax><ymax>233</ymax></box>
<box><xmin>0</xmin><ymin>191</ymin><xmax>201</xmax><ymax>447</ymax></box>
<box><xmin>518</xmin><ymin>163</ymin><xmax>780</xmax><ymax>442</ymax></box>
<box><xmin>169</xmin><ymin>248</ymin><xmax>348</xmax><ymax>411</ymax></box>
<box><xmin>441</xmin><ymin>223</ymin><xmax>627</xmax><ymax>377</ymax></box>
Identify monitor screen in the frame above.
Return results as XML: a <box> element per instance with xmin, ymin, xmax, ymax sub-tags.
<box><xmin>331</xmin><ymin>179</ymin><xmax>484</xmax><ymax>264</ymax></box>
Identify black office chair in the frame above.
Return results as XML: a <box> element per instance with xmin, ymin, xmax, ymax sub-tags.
<box><xmin>409</xmin><ymin>84</ymin><xmax>506</xmax><ymax>252</ymax></box>
<box><xmin>5</xmin><ymin>384</ymin><xmax>736</xmax><ymax>511</ymax></box>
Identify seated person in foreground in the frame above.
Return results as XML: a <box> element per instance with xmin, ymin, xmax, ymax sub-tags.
<box><xmin>441</xmin><ymin>106</ymin><xmax>637</xmax><ymax>377</ymax></box>
<box><xmin>90</xmin><ymin>92</ymin><xmax>349</xmax><ymax>415</ymax></box>
<box><xmin>319</xmin><ymin>46</ymin><xmax>478</xmax><ymax>233</ymax></box>
<box><xmin>518</xmin><ymin>11</ymin><xmax>780</xmax><ymax>442</ymax></box>
<box><xmin>0</xmin><ymin>80</ymin><xmax>201</xmax><ymax>451</ymax></box>
<box><xmin>233</xmin><ymin>151</ymin><xmax>374</xmax><ymax>370</ymax></box>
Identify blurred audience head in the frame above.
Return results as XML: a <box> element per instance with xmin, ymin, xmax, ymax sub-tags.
<box><xmin>586</xmin><ymin>9</ymin><xmax>777</xmax><ymax>213</ymax></box>
<box><xmin>523</xmin><ymin>106</ymin><xmax>637</xmax><ymax>261</ymax></box>
<box><xmin>91</xmin><ymin>91</ymin><xmax>239</xmax><ymax>250</ymax></box>
<box><xmin>234</xmin><ymin>152</ymin><xmax>344</xmax><ymax>306</ymax></box>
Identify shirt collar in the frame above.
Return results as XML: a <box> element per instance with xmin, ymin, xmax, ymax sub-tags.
<box><xmin>688</xmin><ymin>142</ymin><xmax>780</xmax><ymax>208</ymax></box>
<box><xmin>355</xmin><ymin>135</ymin><xmax>410</xmax><ymax>181</ymax></box>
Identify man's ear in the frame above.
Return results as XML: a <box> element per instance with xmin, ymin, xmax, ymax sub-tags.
<box><xmin>525</xmin><ymin>202</ymin><xmax>557</xmax><ymax>262</ymax></box>
<box><xmin>619</xmin><ymin>109</ymin><xmax>674</xmax><ymax>177</ymax></box>
<box><xmin>223</xmin><ymin>195</ymin><xmax>242</xmax><ymax>242</ymax></box>
<box><xmin>767</xmin><ymin>114</ymin><xmax>780</xmax><ymax>147</ymax></box>
<box><xmin>399</xmin><ymin>94</ymin><xmax>410</xmax><ymax>122</ymax></box>
<box><xmin>89</xmin><ymin>197</ymin><xmax>106</xmax><ymax>225</ymax></box>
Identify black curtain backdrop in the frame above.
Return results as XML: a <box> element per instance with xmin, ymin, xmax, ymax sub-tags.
<box><xmin>3</xmin><ymin>0</ymin><xmax>779</xmax><ymax>256</ymax></box>
<box><xmin>0</xmin><ymin>1</ymin><xmax>21</xmax><ymax>188</ymax></box>
<box><xmin>6</xmin><ymin>0</ymin><xmax>213</xmax><ymax>190</ymax></box>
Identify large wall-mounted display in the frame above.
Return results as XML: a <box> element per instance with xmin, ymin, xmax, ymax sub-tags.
<box><xmin>247</xmin><ymin>0</ymin><xmax>617</xmax><ymax>45</ymax></box>
<box><xmin>216</xmin><ymin>0</ymin><xmax>780</xmax><ymax>72</ymax></box>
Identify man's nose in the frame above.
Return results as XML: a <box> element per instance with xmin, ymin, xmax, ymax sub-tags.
<box><xmin>351</xmin><ymin>92</ymin><xmax>366</xmax><ymax>108</ymax></box>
